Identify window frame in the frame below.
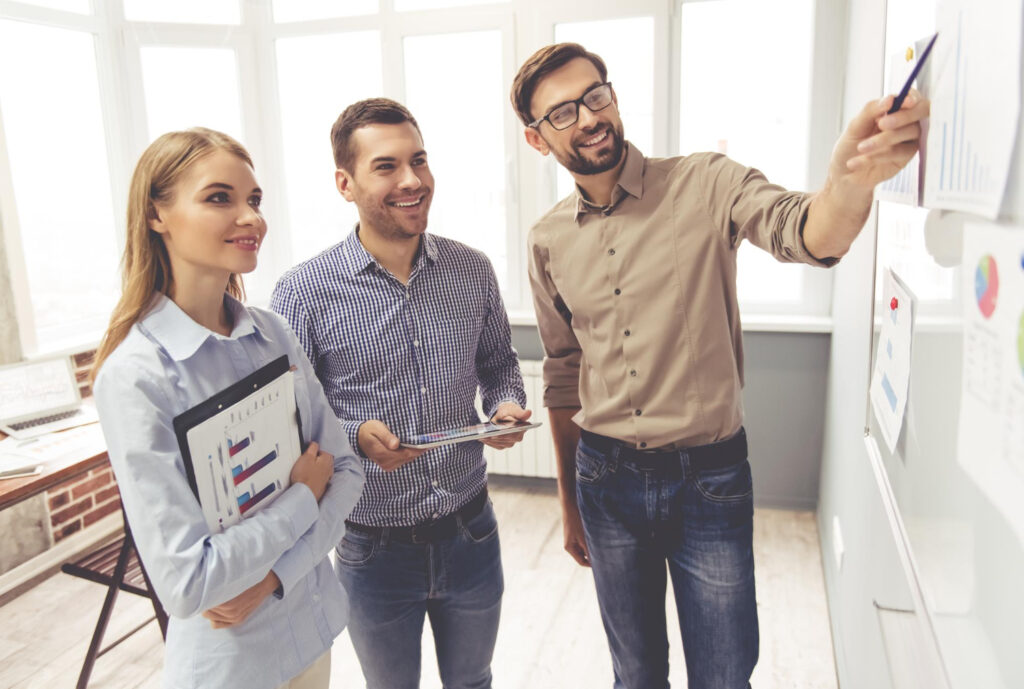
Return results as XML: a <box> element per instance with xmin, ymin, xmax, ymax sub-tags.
<box><xmin>0</xmin><ymin>0</ymin><xmax>845</xmax><ymax>357</ymax></box>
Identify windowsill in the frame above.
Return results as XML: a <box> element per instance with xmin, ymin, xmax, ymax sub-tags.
<box><xmin>508</xmin><ymin>310</ymin><xmax>833</xmax><ymax>334</ymax></box>
<box><xmin>25</xmin><ymin>311</ymin><xmax>834</xmax><ymax>359</ymax></box>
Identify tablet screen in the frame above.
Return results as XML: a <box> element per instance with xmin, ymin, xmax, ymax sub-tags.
<box><xmin>403</xmin><ymin>421</ymin><xmax>539</xmax><ymax>448</ymax></box>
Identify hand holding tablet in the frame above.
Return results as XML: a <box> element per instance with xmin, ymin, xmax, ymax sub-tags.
<box><xmin>401</xmin><ymin>420</ymin><xmax>543</xmax><ymax>450</ymax></box>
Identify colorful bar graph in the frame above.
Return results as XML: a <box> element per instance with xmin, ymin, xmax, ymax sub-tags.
<box><xmin>232</xmin><ymin>450</ymin><xmax>279</xmax><ymax>486</ymax></box>
<box><xmin>238</xmin><ymin>484</ymin><xmax>276</xmax><ymax>515</ymax></box>
<box><xmin>227</xmin><ymin>436</ymin><xmax>250</xmax><ymax>457</ymax></box>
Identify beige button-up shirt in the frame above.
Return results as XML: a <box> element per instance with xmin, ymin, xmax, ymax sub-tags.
<box><xmin>527</xmin><ymin>142</ymin><xmax>836</xmax><ymax>449</ymax></box>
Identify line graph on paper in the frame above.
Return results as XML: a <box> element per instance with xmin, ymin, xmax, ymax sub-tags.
<box><xmin>923</xmin><ymin>0</ymin><xmax>1022</xmax><ymax>218</ymax></box>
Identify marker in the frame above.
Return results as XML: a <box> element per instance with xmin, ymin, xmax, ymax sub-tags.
<box><xmin>888</xmin><ymin>32</ymin><xmax>938</xmax><ymax>114</ymax></box>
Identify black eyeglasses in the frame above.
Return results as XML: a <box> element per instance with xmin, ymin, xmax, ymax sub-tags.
<box><xmin>529</xmin><ymin>82</ymin><xmax>614</xmax><ymax>131</ymax></box>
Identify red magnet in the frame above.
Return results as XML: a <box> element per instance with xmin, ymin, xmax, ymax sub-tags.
<box><xmin>890</xmin><ymin>297</ymin><xmax>899</xmax><ymax>310</ymax></box>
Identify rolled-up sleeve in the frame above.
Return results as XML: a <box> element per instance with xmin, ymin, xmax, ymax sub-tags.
<box><xmin>697</xmin><ymin>152</ymin><xmax>838</xmax><ymax>268</ymax></box>
<box><xmin>95</xmin><ymin>360</ymin><xmax>320</xmax><ymax>618</ymax></box>
<box><xmin>527</xmin><ymin>231</ymin><xmax>582</xmax><ymax>408</ymax></box>
<box><xmin>475</xmin><ymin>257</ymin><xmax>526</xmax><ymax>417</ymax></box>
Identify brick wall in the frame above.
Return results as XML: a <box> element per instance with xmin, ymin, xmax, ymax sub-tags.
<box><xmin>47</xmin><ymin>464</ymin><xmax>120</xmax><ymax>542</ymax></box>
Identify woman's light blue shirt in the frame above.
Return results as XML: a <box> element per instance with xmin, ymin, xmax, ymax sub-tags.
<box><xmin>94</xmin><ymin>294</ymin><xmax>365</xmax><ymax>689</ymax></box>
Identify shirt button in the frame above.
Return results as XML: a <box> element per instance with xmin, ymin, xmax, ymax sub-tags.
<box><xmin>432</xmin><ymin>480</ymin><xmax>439</xmax><ymax>487</ymax></box>
<box><xmin>630</xmin><ymin>369</ymin><xmax>637</xmax><ymax>377</ymax></box>
<box><xmin>413</xmin><ymin>340</ymin><xmax>421</xmax><ymax>347</ymax></box>
<box><xmin>614</xmin><ymin>289</ymin><xmax>621</xmax><ymax>296</ymax></box>
<box><xmin>635</xmin><ymin>409</ymin><xmax>642</xmax><ymax>416</ymax></box>
<box><xmin>624</xmin><ymin>329</ymin><xmax>631</xmax><ymax>336</ymax></box>
<box><xmin>420</xmin><ymin>387</ymin><xmax>427</xmax><ymax>394</ymax></box>
<box><xmin>608</xmin><ymin>248</ymin><xmax>616</xmax><ymax>256</ymax></box>
<box><xmin>432</xmin><ymin>512</ymin><xmax>439</xmax><ymax>519</ymax></box>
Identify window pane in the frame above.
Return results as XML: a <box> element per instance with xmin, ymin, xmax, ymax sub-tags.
<box><xmin>272</xmin><ymin>0</ymin><xmax>378</xmax><ymax>23</ymax></box>
<box><xmin>396</xmin><ymin>0</ymin><xmax>507</xmax><ymax>10</ymax></box>
<box><xmin>404</xmin><ymin>30</ymin><xmax>508</xmax><ymax>290</ymax></box>
<box><xmin>680</xmin><ymin>0</ymin><xmax>815</xmax><ymax>305</ymax></box>
<box><xmin>139</xmin><ymin>46</ymin><xmax>244</xmax><ymax>142</ymax></box>
<box><xmin>14</xmin><ymin>0</ymin><xmax>90</xmax><ymax>13</ymax></box>
<box><xmin>123</xmin><ymin>0</ymin><xmax>240</xmax><ymax>24</ymax></box>
<box><xmin>554</xmin><ymin>16</ymin><xmax>654</xmax><ymax>200</ymax></box>
<box><xmin>276</xmin><ymin>31</ymin><xmax>383</xmax><ymax>262</ymax></box>
<box><xmin>0</xmin><ymin>20</ymin><xmax>118</xmax><ymax>350</ymax></box>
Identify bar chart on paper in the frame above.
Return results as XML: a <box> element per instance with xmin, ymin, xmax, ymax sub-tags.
<box><xmin>185</xmin><ymin>367</ymin><xmax>304</xmax><ymax>533</ymax></box>
<box><xmin>923</xmin><ymin>0</ymin><xmax>1023</xmax><ymax>218</ymax></box>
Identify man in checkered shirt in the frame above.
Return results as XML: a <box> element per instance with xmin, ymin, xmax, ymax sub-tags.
<box><xmin>271</xmin><ymin>98</ymin><xmax>529</xmax><ymax>689</ymax></box>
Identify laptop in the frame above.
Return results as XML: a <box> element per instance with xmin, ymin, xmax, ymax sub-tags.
<box><xmin>0</xmin><ymin>357</ymin><xmax>99</xmax><ymax>439</ymax></box>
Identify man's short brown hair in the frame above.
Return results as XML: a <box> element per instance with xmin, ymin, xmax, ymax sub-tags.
<box><xmin>510</xmin><ymin>43</ymin><xmax>608</xmax><ymax>127</ymax></box>
<box><xmin>330</xmin><ymin>97</ymin><xmax>422</xmax><ymax>171</ymax></box>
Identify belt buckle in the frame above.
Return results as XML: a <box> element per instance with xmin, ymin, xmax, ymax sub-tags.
<box><xmin>410</xmin><ymin>518</ymin><xmax>449</xmax><ymax>544</ymax></box>
<box><xmin>409</xmin><ymin>522</ymin><xmax>432</xmax><ymax>544</ymax></box>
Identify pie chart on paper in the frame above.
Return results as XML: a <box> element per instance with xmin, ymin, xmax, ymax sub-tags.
<box><xmin>974</xmin><ymin>254</ymin><xmax>999</xmax><ymax>319</ymax></box>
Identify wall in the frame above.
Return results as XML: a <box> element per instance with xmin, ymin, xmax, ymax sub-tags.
<box><xmin>513</xmin><ymin>324</ymin><xmax>831</xmax><ymax>509</ymax></box>
<box><xmin>816</xmin><ymin>0</ymin><xmax>943</xmax><ymax>686</ymax></box>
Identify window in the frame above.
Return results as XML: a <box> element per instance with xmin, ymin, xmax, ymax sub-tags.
<box><xmin>0</xmin><ymin>19</ymin><xmax>119</xmax><ymax>353</ymax></box>
<box><xmin>272</xmin><ymin>0</ymin><xmax>378</xmax><ymax>23</ymax></box>
<box><xmin>404</xmin><ymin>30</ymin><xmax>509</xmax><ymax>289</ymax></box>
<box><xmin>680</xmin><ymin>0</ymin><xmax>825</xmax><ymax>313</ymax></box>
<box><xmin>0</xmin><ymin>0</ymin><xmax>842</xmax><ymax>356</ymax></box>
<box><xmin>122</xmin><ymin>0</ymin><xmax>241</xmax><ymax>24</ymax></box>
<box><xmin>275</xmin><ymin>31</ymin><xmax>383</xmax><ymax>264</ymax></box>
<box><xmin>139</xmin><ymin>47</ymin><xmax>245</xmax><ymax>142</ymax></box>
<box><xmin>553</xmin><ymin>16</ymin><xmax>654</xmax><ymax>201</ymax></box>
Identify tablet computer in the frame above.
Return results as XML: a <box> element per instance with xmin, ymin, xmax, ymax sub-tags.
<box><xmin>401</xmin><ymin>420</ymin><xmax>542</xmax><ymax>450</ymax></box>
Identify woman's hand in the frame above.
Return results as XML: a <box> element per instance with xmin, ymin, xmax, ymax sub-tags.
<box><xmin>290</xmin><ymin>441</ymin><xmax>334</xmax><ymax>502</ymax></box>
<box><xmin>202</xmin><ymin>571</ymin><xmax>280</xmax><ymax>629</ymax></box>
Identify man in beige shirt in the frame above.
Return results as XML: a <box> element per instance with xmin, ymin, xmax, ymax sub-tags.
<box><xmin>511</xmin><ymin>43</ymin><xmax>928</xmax><ymax>689</ymax></box>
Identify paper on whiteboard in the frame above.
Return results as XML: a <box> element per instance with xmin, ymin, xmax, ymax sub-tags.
<box><xmin>922</xmin><ymin>0</ymin><xmax>1023</xmax><ymax>218</ymax></box>
<box><xmin>957</xmin><ymin>221</ymin><xmax>1024</xmax><ymax>543</ymax></box>
<box><xmin>870</xmin><ymin>268</ymin><xmax>917</xmax><ymax>453</ymax></box>
<box><xmin>185</xmin><ymin>370</ymin><xmax>302</xmax><ymax>534</ymax></box>
<box><xmin>877</xmin><ymin>40</ymin><xmax>929</xmax><ymax>206</ymax></box>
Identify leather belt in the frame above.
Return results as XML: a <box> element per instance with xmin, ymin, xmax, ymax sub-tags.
<box><xmin>345</xmin><ymin>488</ymin><xmax>488</xmax><ymax>544</ymax></box>
<box><xmin>580</xmin><ymin>427</ymin><xmax>748</xmax><ymax>473</ymax></box>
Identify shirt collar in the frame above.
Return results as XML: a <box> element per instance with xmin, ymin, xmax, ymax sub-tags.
<box><xmin>338</xmin><ymin>225</ymin><xmax>439</xmax><ymax>277</ymax></box>
<box><xmin>574</xmin><ymin>141</ymin><xmax>645</xmax><ymax>223</ymax></box>
<box><xmin>141</xmin><ymin>292</ymin><xmax>268</xmax><ymax>362</ymax></box>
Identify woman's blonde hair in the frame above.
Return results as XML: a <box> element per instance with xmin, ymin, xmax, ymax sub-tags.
<box><xmin>91</xmin><ymin>127</ymin><xmax>253</xmax><ymax>382</ymax></box>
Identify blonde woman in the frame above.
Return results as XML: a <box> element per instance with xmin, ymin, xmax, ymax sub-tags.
<box><xmin>92</xmin><ymin>128</ymin><xmax>364</xmax><ymax>689</ymax></box>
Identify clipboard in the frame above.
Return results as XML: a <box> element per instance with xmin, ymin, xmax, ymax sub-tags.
<box><xmin>172</xmin><ymin>355</ymin><xmax>304</xmax><ymax>534</ymax></box>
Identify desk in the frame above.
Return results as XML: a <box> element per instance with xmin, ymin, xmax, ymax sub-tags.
<box><xmin>0</xmin><ymin>430</ymin><xmax>108</xmax><ymax>511</ymax></box>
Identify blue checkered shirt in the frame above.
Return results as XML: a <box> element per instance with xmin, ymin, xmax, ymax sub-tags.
<box><xmin>271</xmin><ymin>229</ymin><xmax>525</xmax><ymax>526</ymax></box>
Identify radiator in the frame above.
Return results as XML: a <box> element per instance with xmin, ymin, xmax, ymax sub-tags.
<box><xmin>483</xmin><ymin>360</ymin><xmax>558</xmax><ymax>479</ymax></box>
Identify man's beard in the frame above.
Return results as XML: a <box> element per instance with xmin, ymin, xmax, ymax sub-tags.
<box><xmin>556</xmin><ymin>123</ymin><xmax>625</xmax><ymax>176</ymax></box>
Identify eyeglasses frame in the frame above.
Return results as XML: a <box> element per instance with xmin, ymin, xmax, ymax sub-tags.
<box><xmin>527</xmin><ymin>82</ymin><xmax>615</xmax><ymax>131</ymax></box>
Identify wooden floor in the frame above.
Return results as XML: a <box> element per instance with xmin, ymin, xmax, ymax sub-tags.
<box><xmin>0</xmin><ymin>477</ymin><xmax>837</xmax><ymax>688</ymax></box>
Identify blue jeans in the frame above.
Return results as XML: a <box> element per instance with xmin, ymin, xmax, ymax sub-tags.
<box><xmin>576</xmin><ymin>434</ymin><xmax>758</xmax><ymax>689</ymax></box>
<box><xmin>336</xmin><ymin>499</ymin><xmax>503</xmax><ymax>689</ymax></box>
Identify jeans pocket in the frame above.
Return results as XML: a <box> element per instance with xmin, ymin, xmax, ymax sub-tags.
<box><xmin>693</xmin><ymin>458</ymin><xmax>753</xmax><ymax>503</ymax></box>
<box><xmin>337</xmin><ymin>529</ymin><xmax>377</xmax><ymax>567</ymax></box>
<box><xmin>575</xmin><ymin>442</ymin><xmax>609</xmax><ymax>485</ymax></box>
<box><xmin>460</xmin><ymin>501</ymin><xmax>499</xmax><ymax>544</ymax></box>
